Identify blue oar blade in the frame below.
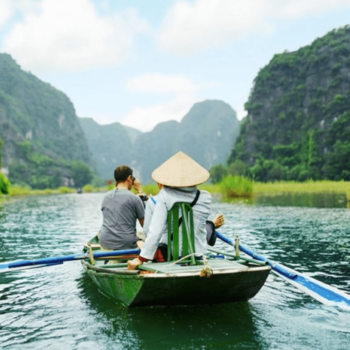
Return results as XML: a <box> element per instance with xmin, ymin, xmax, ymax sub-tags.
<box><xmin>215</xmin><ymin>231</ymin><xmax>350</xmax><ymax>309</ymax></box>
<box><xmin>277</xmin><ymin>268</ymin><xmax>350</xmax><ymax>308</ymax></box>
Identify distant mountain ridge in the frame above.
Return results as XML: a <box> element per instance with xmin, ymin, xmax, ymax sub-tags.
<box><xmin>0</xmin><ymin>53</ymin><xmax>239</xmax><ymax>187</ymax></box>
<box><xmin>80</xmin><ymin>100</ymin><xmax>240</xmax><ymax>182</ymax></box>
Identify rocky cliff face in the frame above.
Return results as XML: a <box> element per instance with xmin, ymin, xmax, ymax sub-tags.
<box><xmin>0</xmin><ymin>53</ymin><xmax>93</xmax><ymax>187</ymax></box>
<box><xmin>132</xmin><ymin>100</ymin><xmax>239</xmax><ymax>183</ymax></box>
<box><xmin>80</xmin><ymin>100</ymin><xmax>240</xmax><ymax>183</ymax></box>
<box><xmin>229</xmin><ymin>26</ymin><xmax>350</xmax><ymax>181</ymax></box>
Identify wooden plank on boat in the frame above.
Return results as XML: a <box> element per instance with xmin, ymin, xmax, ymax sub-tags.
<box><xmin>138</xmin><ymin>259</ymin><xmax>249</xmax><ymax>274</ymax></box>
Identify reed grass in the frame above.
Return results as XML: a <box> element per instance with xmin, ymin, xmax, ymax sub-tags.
<box><xmin>9</xmin><ymin>185</ymin><xmax>32</xmax><ymax>195</ymax></box>
<box><xmin>218</xmin><ymin>175</ymin><xmax>253</xmax><ymax>199</ymax></box>
<box><xmin>141</xmin><ymin>184</ymin><xmax>159</xmax><ymax>196</ymax></box>
<box><xmin>82</xmin><ymin>185</ymin><xmax>95</xmax><ymax>193</ymax></box>
<box><xmin>198</xmin><ymin>183</ymin><xmax>221</xmax><ymax>194</ymax></box>
<box><xmin>254</xmin><ymin>180</ymin><xmax>350</xmax><ymax>199</ymax></box>
<box><xmin>57</xmin><ymin>186</ymin><xmax>75</xmax><ymax>194</ymax></box>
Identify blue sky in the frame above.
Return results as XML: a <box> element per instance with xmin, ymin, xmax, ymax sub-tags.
<box><xmin>1</xmin><ymin>0</ymin><xmax>350</xmax><ymax>131</ymax></box>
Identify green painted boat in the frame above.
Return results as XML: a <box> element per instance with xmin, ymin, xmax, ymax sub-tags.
<box><xmin>83</xmin><ymin>203</ymin><xmax>270</xmax><ymax>307</ymax></box>
<box><xmin>82</xmin><ymin>236</ymin><xmax>271</xmax><ymax>307</ymax></box>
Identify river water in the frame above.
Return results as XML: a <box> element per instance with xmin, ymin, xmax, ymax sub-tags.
<box><xmin>0</xmin><ymin>193</ymin><xmax>349</xmax><ymax>349</ymax></box>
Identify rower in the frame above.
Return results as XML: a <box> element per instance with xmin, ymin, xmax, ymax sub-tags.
<box><xmin>128</xmin><ymin>151</ymin><xmax>213</xmax><ymax>270</ymax></box>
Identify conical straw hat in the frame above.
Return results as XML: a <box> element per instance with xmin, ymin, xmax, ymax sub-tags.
<box><xmin>152</xmin><ymin>151</ymin><xmax>210</xmax><ymax>187</ymax></box>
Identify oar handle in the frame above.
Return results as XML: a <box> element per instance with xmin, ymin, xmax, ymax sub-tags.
<box><xmin>0</xmin><ymin>249</ymin><xmax>141</xmax><ymax>270</ymax></box>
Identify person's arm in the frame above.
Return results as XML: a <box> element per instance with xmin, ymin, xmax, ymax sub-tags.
<box><xmin>139</xmin><ymin>217</ymin><xmax>144</xmax><ymax>227</ymax></box>
<box><xmin>132</xmin><ymin>178</ymin><xmax>143</xmax><ymax>194</ymax></box>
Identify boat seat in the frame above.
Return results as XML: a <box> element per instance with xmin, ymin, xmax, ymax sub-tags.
<box><xmin>167</xmin><ymin>202</ymin><xmax>196</xmax><ymax>265</ymax></box>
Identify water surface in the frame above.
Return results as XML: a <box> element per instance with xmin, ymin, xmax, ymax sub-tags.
<box><xmin>0</xmin><ymin>193</ymin><xmax>349</xmax><ymax>349</ymax></box>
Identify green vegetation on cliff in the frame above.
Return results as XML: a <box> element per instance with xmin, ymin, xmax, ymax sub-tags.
<box><xmin>0</xmin><ymin>139</ymin><xmax>10</xmax><ymax>194</ymax></box>
<box><xmin>0</xmin><ymin>53</ymin><xmax>95</xmax><ymax>189</ymax></box>
<box><xmin>228</xmin><ymin>25</ymin><xmax>350</xmax><ymax>182</ymax></box>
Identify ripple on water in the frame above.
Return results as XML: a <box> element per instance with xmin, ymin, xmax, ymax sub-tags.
<box><xmin>1</xmin><ymin>194</ymin><xmax>350</xmax><ymax>349</ymax></box>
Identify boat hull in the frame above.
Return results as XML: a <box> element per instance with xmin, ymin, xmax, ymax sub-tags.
<box><xmin>82</xmin><ymin>261</ymin><xmax>270</xmax><ymax>307</ymax></box>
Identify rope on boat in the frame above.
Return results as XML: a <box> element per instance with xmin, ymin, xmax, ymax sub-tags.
<box><xmin>151</xmin><ymin>253</ymin><xmax>213</xmax><ymax>277</ymax></box>
<box><xmin>199</xmin><ymin>255</ymin><xmax>213</xmax><ymax>278</ymax></box>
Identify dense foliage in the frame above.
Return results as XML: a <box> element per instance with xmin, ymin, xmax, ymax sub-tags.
<box><xmin>0</xmin><ymin>138</ymin><xmax>11</xmax><ymax>194</ymax></box>
<box><xmin>228</xmin><ymin>26</ymin><xmax>350</xmax><ymax>181</ymax></box>
<box><xmin>0</xmin><ymin>53</ymin><xmax>95</xmax><ymax>189</ymax></box>
<box><xmin>8</xmin><ymin>141</ymin><xmax>94</xmax><ymax>189</ymax></box>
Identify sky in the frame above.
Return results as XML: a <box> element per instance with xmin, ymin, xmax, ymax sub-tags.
<box><xmin>1</xmin><ymin>0</ymin><xmax>350</xmax><ymax>132</ymax></box>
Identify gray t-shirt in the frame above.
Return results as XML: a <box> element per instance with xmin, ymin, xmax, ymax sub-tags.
<box><xmin>99</xmin><ymin>189</ymin><xmax>145</xmax><ymax>250</ymax></box>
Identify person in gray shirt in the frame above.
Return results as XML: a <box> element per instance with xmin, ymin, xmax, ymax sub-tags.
<box><xmin>99</xmin><ymin>165</ymin><xmax>145</xmax><ymax>251</ymax></box>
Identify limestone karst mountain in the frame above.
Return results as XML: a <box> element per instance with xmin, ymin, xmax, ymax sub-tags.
<box><xmin>228</xmin><ymin>26</ymin><xmax>350</xmax><ymax>181</ymax></box>
<box><xmin>80</xmin><ymin>100</ymin><xmax>240</xmax><ymax>183</ymax></box>
<box><xmin>0</xmin><ymin>53</ymin><xmax>93</xmax><ymax>188</ymax></box>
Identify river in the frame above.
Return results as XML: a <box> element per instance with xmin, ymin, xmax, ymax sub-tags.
<box><xmin>0</xmin><ymin>193</ymin><xmax>349</xmax><ymax>349</ymax></box>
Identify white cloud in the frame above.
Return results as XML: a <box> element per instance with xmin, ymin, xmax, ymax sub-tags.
<box><xmin>158</xmin><ymin>0</ymin><xmax>350</xmax><ymax>54</ymax></box>
<box><xmin>2</xmin><ymin>0</ymin><xmax>149</xmax><ymax>72</ymax></box>
<box><xmin>125</xmin><ymin>73</ymin><xmax>198</xmax><ymax>94</ymax></box>
<box><xmin>0</xmin><ymin>0</ymin><xmax>14</xmax><ymax>28</ymax></box>
<box><xmin>122</xmin><ymin>73</ymin><xmax>202</xmax><ymax>131</ymax></box>
<box><xmin>236</xmin><ymin>109</ymin><xmax>247</xmax><ymax>121</ymax></box>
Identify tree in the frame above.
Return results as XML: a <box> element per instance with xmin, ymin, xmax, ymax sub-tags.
<box><xmin>209</xmin><ymin>164</ymin><xmax>228</xmax><ymax>184</ymax></box>
<box><xmin>70</xmin><ymin>161</ymin><xmax>94</xmax><ymax>188</ymax></box>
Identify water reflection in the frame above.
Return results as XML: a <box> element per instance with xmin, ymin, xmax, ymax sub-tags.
<box><xmin>77</xmin><ymin>274</ymin><xmax>265</xmax><ymax>350</ymax></box>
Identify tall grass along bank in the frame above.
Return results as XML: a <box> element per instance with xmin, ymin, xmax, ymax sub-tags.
<box><xmin>0</xmin><ymin>173</ymin><xmax>11</xmax><ymax>195</ymax></box>
<box><xmin>254</xmin><ymin>180</ymin><xmax>350</xmax><ymax>199</ymax></box>
<box><xmin>219</xmin><ymin>176</ymin><xmax>253</xmax><ymax>199</ymax></box>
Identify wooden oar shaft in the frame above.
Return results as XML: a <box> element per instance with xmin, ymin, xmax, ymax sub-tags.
<box><xmin>0</xmin><ymin>249</ymin><xmax>141</xmax><ymax>270</ymax></box>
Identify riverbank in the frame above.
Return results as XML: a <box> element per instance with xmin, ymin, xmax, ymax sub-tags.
<box><xmin>5</xmin><ymin>180</ymin><xmax>350</xmax><ymax>201</ymax></box>
<box><xmin>253</xmin><ymin>180</ymin><xmax>350</xmax><ymax>200</ymax></box>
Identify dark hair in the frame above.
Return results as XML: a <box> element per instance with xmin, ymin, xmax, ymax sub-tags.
<box><xmin>114</xmin><ymin>165</ymin><xmax>133</xmax><ymax>183</ymax></box>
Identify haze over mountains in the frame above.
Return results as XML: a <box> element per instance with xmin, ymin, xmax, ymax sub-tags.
<box><xmin>80</xmin><ymin>100</ymin><xmax>240</xmax><ymax>183</ymax></box>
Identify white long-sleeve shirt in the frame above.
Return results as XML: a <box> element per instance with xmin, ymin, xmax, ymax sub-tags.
<box><xmin>140</xmin><ymin>186</ymin><xmax>212</xmax><ymax>260</ymax></box>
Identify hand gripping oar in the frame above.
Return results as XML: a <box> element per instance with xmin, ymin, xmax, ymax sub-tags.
<box><xmin>0</xmin><ymin>249</ymin><xmax>141</xmax><ymax>273</ymax></box>
<box><xmin>216</xmin><ymin>231</ymin><xmax>350</xmax><ymax>308</ymax></box>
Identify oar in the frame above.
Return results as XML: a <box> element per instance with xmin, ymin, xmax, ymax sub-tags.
<box><xmin>216</xmin><ymin>231</ymin><xmax>350</xmax><ymax>308</ymax></box>
<box><xmin>0</xmin><ymin>248</ymin><xmax>141</xmax><ymax>273</ymax></box>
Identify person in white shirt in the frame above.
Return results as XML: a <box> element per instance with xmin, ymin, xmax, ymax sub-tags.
<box><xmin>143</xmin><ymin>184</ymin><xmax>224</xmax><ymax>246</ymax></box>
<box><xmin>128</xmin><ymin>151</ymin><xmax>221</xmax><ymax>270</ymax></box>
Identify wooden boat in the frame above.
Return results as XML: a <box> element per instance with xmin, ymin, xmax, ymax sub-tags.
<box><xmin>82</xmin><ymin>202</ymin><xmax>270</xmax><ymax>307</ymax></box>
<box><xmin>82</xmin><ymin>236</ymin><xmax>271</xmax><ymax>307</ymax></box>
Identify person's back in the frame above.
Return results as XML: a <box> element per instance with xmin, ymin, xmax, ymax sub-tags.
<box><xmin>128</xmin><ymin>152</ymin><xmax>213</xmax><ymax>269</ymax></box>
<box><xmin>153</xmin><ymin>186</ymin><xmax>211</xmax><ymax>255</ymax></box>
<box><xmin>100</xmin><ymin>188</ymin><xmax>144</xmax><ymax>250</ymax></box>
<box><xmin>99</xmin><ymin>165</ymin><xmax>145</xmax><ymax>251</ymax></box>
